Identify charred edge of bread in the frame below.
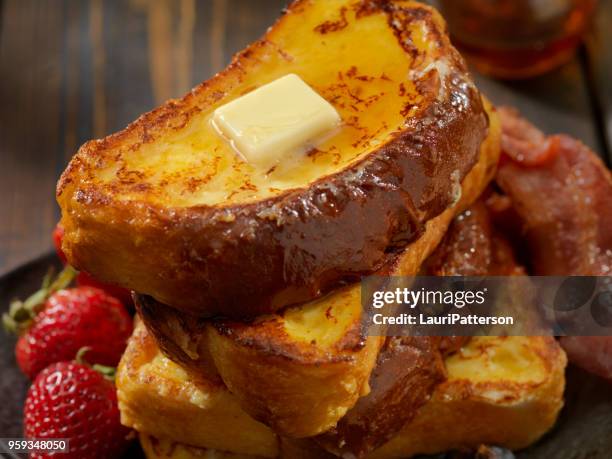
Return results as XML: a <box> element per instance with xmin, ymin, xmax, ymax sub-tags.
<box><xmin>315</xmin><ymin>336</ymin><xmax>448</xmax><ymax>457</ymax></box>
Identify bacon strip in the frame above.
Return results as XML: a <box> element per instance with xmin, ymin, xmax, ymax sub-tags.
<box><xmin>497</xmin><ymin>107</ymin><xmax>612</xmax><ymax>276</ymax></box>
<box><xmin>498</xmin><ymin>106</ymin><xmax>556</xmax><ymax>166</ymax></box>
<box><xmin>496</xmin><ymin>107</ymin><xmax>612</xmax><ymax>381</ymax></box>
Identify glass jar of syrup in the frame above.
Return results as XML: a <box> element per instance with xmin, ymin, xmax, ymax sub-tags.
<box><xmin>436</xmin><ymin>0</ymin><xmax>597</xmax><ymax>79</ymax></box>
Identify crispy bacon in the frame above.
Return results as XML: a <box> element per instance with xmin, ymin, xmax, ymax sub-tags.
<box><xmin>499</xmin><ymin>107</ymin><xmax>556</xmax><ymax>166</ymax></box>
<box><xmin>496</xmin><ymin>107</ymin><xmax>612</xmax><ymax>381</ymax></box>
<box><xmin>497</xmin><ymin>107</ymin><xmax>612</xmax><ymax>276</ymax></box>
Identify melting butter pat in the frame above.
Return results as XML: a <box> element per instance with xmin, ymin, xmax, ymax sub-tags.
<box><xmin>212</xmin><ymin>73</ymin><xmax>340</xmax><ymax>167</ymax></box>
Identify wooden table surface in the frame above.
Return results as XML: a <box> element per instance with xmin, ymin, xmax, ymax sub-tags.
<box><xmin>0</xmin><ymin>0</ymin><xmax>610</xmax><ymax>277</ymax></box>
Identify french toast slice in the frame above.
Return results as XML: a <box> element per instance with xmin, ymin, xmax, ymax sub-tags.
<box><xmin>139</xmin><ymin>434</ymin><xmax>264</xmax><ymax>459</ymax></box>
<box><xmin>369</xmin><ymin>336</ymin><xmax>567</xmax><ymax>459</ymax></box>
<box><xmin>117</xmin><ymin>320</ymin><xmax>279</xmax><ymax>457</ymax></box>
<box><xmin>135</xmin><ymin>102</ymin><xmax>500</xmax><ymax>438</ymax></box>
<box><xmin>126</xmin><ymin>333</ymin><xmax>566</xmax><ymax>459</ymax></box>
<box><xmin>57</xmin><ymin>0</ymin><xmax>489</xmax><ymax>318</ymax></box>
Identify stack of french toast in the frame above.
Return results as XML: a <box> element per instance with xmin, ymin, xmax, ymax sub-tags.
<box><xmin>55</xmin><ymin>1</ymin><xmax>569</xmax><ymax>457</ymax></box>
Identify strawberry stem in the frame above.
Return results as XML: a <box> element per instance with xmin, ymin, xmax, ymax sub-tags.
<box><xmin>75</xmin><ymin>346</ymin><xmax>92</xmax><ymax>364</ymax></box>
<box><xmin>2</xmin><ymin>265</ymin><xmax>77</xmax><ymax>335</ymax></box>
<box><xmin>76</xmin><ymin>347</ymin><xmax>117</xmax><ymax>381</ymax></box>
<box><xmin>93</xmin><ymin>364</ymin><xmax>117</xmax><ymax>381</ymax></box>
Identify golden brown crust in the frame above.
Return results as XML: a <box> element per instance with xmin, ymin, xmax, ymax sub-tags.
<box><xmin>137</xmin><ymin>290</ymin><xmax>385</xmax><ymax>439</ymax></box>
<box><xmin>133</xmin><ymin>337</ymin><xmax>566</xmax><ymax>459</ymax></box>
<box><xmin>117</xmin><ymin>320</ymin><xmax>279</xmax><ymax>457</ymax></box>
<box><xmin>135</xmin><ymin>100</ymin><xmax>500</xmax><ymax>438</ymax></box>
<box><xmin>58</xmin><ymin>0</ymin><xmax>488</xmax><ymax>318</ymax></box>
<box><xmin>369</xmin><ymin>336</ymin><xmax>567</xmax><ymax>458</ymax></box>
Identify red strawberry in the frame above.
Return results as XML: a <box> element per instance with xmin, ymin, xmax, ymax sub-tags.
<box><xmin>52</xmin><ymin>223</ymin><xmax>67</xmax><ymax>264</ymax></box>
<box><xmin>13</xmin><ymin>286</ymin><xmax>132</xmax><ymax>379</ymax></box>
<box><xmin>24</xmin><ymin>360</ymin><xmax>131</xmax><ymax>459</ymax></box>
<box><xmin>76</xmin><ymin>271</ymin><xmax>133</xmax><ymax>307</ymax></box>
<box><xmin>3</xmin><ymin>265</ymin><xmax>76</xmax><ymax>337</ymax></box>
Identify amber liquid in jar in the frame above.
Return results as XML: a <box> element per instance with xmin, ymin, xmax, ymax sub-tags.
<box><xmin>437</xmin><ymin>0</ymin><xmax>597</xmax><ymax>79</ymax></box>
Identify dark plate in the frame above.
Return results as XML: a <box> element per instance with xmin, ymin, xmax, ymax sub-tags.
<box><xmin>1</xmin><ymin>254</ymin><xmax>611</xmax><ymax>458</ymax></box>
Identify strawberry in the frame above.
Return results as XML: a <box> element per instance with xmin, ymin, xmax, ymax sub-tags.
<box><xmin>3</xmin><ymin>268</ymin><xmax>132</xmax><ymax>379</ymax></box>
<box><xmin>52</xmin><ymin>223</ymin><xmax>67</xmax><ymax>264</ymax></box>
<box><xmin>24</xmin><ymin>360</ymin><xmax>131</xmax><ymax>459</ymax></box>
<box><xmin>76</xmin><ymin>271</ymin><xmax>134</xmax><ymax>307</ymax></box>
<box><xmin>53</xmin><ymin>222</ymin><xmax>133</xmax><ymax>306</ymax></box>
